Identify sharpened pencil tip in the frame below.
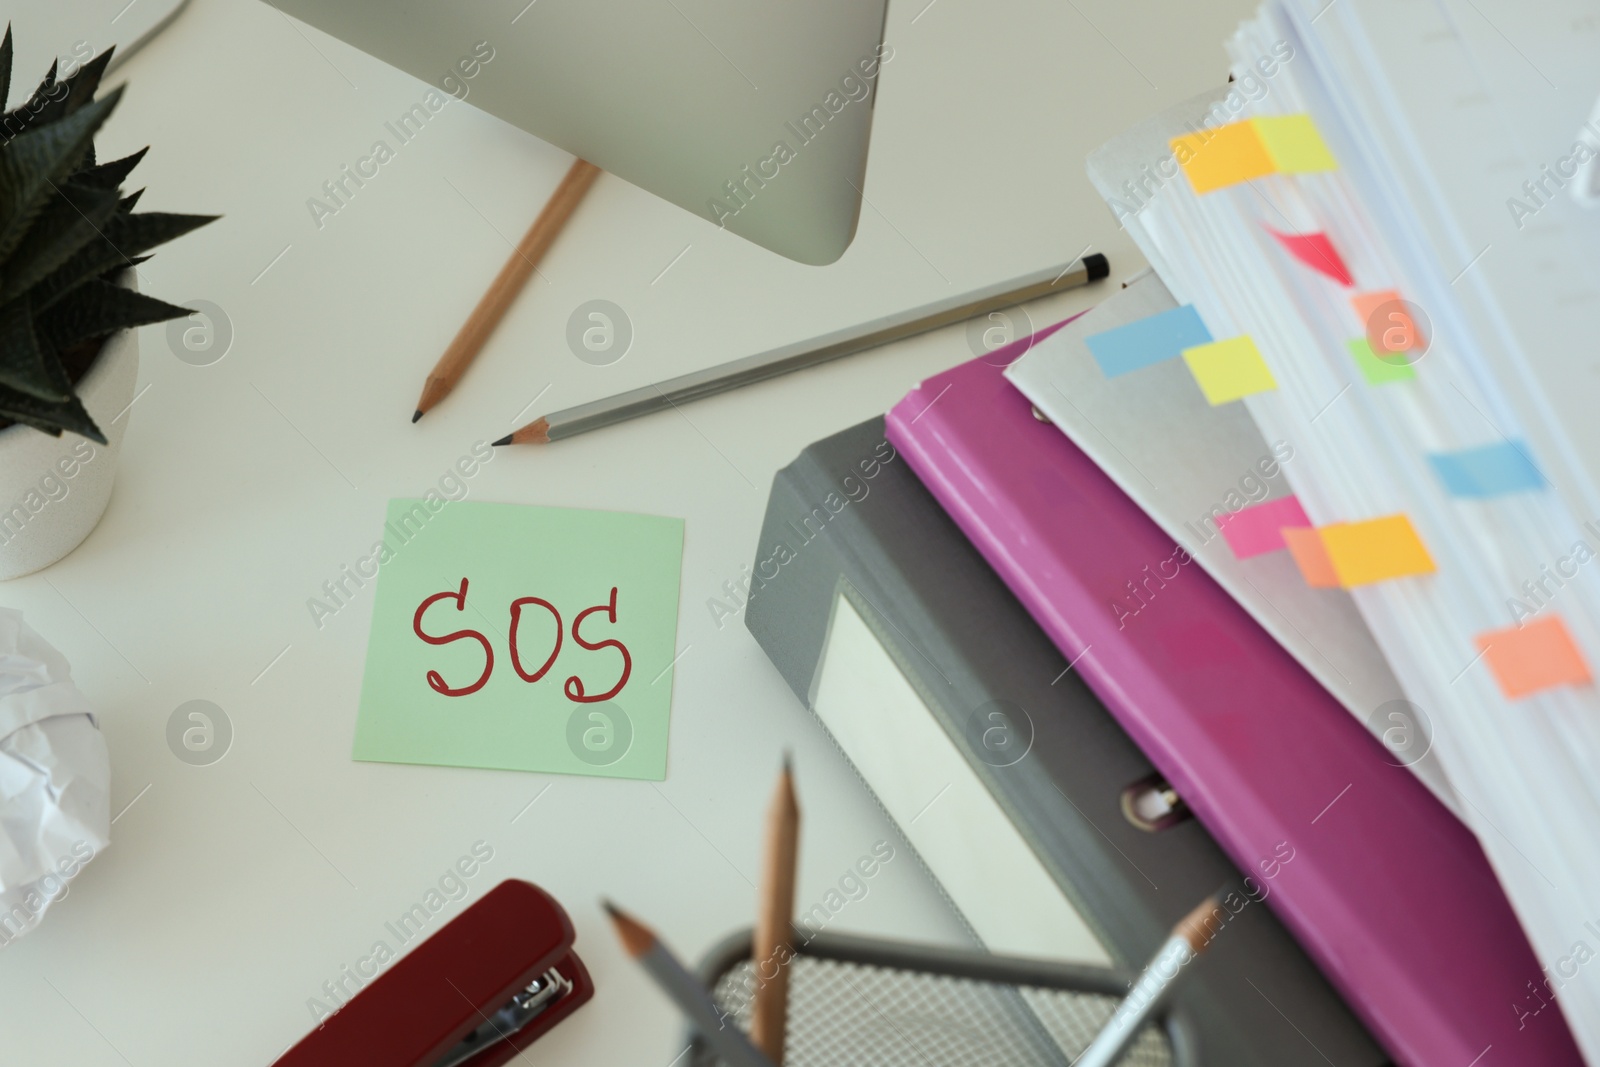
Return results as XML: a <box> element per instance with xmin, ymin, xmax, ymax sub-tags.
<box><xmin>492</xmin><ymin>433</ymin><xmax>513</xmax><ymax>447</ymax></box>
<box><xmin>603</xmin><ymin>899</ymin><xmax>655</xmax><ymax>958</ymax></box>
<box><xmin>1175</xmin><ymin>888</ymin><xmax>1231</xmax><ymax>952</ymax></box>
<box><xmin>773</xmin><ymin>750</ymin><xmax>799</xmax><ymax>816</ymax></box>
<box><xmin>412</xmin><ymin>410</ymin><xmax>424</xmax><ymax>424</ymax></box>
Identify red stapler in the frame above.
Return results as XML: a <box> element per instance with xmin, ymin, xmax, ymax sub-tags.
<box><xmin>274</xmin><ymin>880</ymin><xmax>593</xmax><ymax>1067</ymax></box>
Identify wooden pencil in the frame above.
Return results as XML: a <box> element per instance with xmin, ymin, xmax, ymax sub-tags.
<box><xmin>413</xmin><ymin>157</ymin><xmax>600</xmax><ymax>422</ymax></box>
<box><xmin>492</xmin><ymin>253</ymin><xmax>1108</xmax><ymax>445</ymax></box>
<box><xmin>750</xmin><ymin>754</ymin><xmax>800</xmax><ymax>1064</ymax></box>
<box><xmin>604</xmin><ymin>901</ymin><xmax>776</xmax><ymax>1067</ymax></box>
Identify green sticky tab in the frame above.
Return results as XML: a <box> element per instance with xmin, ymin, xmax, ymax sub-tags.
<box><xmin>352</xmin><ymin>499</ymin><xmax>684</xmax><ymax>780</ymax></box>
<box><xmin>1347</xmin><ymin>338</ymin><xmax>1416</xmax><ymax>385</ymax></box>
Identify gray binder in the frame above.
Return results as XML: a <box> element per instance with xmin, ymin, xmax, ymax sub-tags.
<box><xmin>744</xmin><ymin>417</ymin><xmax>1388</xmax><ymax>1067</ymax></box>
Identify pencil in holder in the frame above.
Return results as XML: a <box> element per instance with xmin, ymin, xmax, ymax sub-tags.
<box><xmin>687</xmin><ymin>927</ymin><xmax>1197</xmax><ymax>1067</ymax></box>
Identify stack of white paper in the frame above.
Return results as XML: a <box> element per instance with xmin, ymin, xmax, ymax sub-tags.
<box><xmin>1021</xmin><ymin>1</ymin><xmax>1600</xmax><ymax>1058</ymax></box>
<box><xmin>1005</xmin><ymin>269</ymin><xmax>1461</xmax><ymax>815</ymax></box>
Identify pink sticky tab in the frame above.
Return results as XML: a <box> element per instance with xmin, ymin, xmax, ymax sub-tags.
<box><xmin>1218</xmin><ymin>495</ymin><xmax>1313</xmax><ymax>559</ymax></box>
<box><xmin>1266</xmin><ymin>228</ymin><xmax>1354</xmax><ymax>287</ymax></box>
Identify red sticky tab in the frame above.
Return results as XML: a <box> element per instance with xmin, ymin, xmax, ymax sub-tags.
<box><xmin>1267</xmin><ymin>228</ymin><xmax>1353</xmax><ymax>286</ymax></box>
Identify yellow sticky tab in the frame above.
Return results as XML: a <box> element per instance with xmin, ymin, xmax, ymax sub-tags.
<box><xmin>1319</xmin><ymin>515</ymin><xmax>1435</xmax><ymax>587</ymax></box>
<box><xmin>1172</xmin><ymin>114</ymin><xmax>1337</xmax><ymax>193</ymax></box>
<box><xmin>1172</xmin><ymin>121</ymin><xmax>1275</xmax><ymax>194</ymax></box>
<box><xmin>1250</xmin><ymin>115</ymin><xmax>1338</xmax><ymax>173</ymax></box>
<box><xmin>1181</xmin><ymin>336</ymin><xmax>1277</xmax><ymax>405</ymax></box>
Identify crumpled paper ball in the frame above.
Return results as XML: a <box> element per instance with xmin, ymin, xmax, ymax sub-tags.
<box><xmin>0</xmin><ymin>608</ymin><xmax>110</xmax><ymax>943</ymax></box>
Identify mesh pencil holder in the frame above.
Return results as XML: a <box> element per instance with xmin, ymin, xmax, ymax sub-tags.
<box><xmin>688</xmin><ymin>927</ymin><xmax>1198</xmax><ymax>1067</ymax></box>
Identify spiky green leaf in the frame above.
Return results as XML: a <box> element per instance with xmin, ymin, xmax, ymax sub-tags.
<box><xmin>37</xmin><ymin>278</ymin><xmax>190</xmax><ymax>352</ymax></box>
<box><xmin>76</xmin><ymin>147</ymin><xmax>146</xmax><ymax>190</ymax></box>
<box><xmin>0</xmin><ymin>380</ymin><xmax>104</xmax><ymax>442</ymax></box>
<box><xmin>0</xmin><ymin>87</ymin><xmax>120</xmax><ymax>261</ymax></box>
<box><xmin>0</xmin><ymin>293</ymin><xmax>68</xmax><ymax>400</ymax></box>
<box><xmin>0</xmin><ymin>179</ymin><xmax>119</xmax><ymax>304</ymax></box>
<box><xmin>0</xmin><ymin>49</ymin><xmax>114</xmax><ymax>145</ymax></box>
<box><xmin>1</xmin><ymin>59</ymin><xmax>56</xmax><ymax>142</ymax></box>
<box><xmin>52</xmin><ymin>49</ymin><xmax>113</xmax><ymax>121</ymax></box>
<box><xmin>0</xmin><ymin>407</ymin><xmax>62</xmax><ymax>436</ymax></box>
<box><xmin>0</xmin><ymin>27</ymin><xmax>12</xmax><ymax>115</ymax></box>
<box><xmin>0</xmin><ymin>36</ymin><xmax>217</xmax><ymax>440</ymax></box>
<box><xmin>33</xmin><ymin>208</ymin><xmax>213</xmax><ymax>309</ymax></box>
<box><xmin>18</xmin><ymin>59</ymin><xmax>54</xmax><ymax>108</ymax></box>
<box><xmin>27</xmin><ymin>55</ymin><xmax>103</xmax><ymax>131</ymax></box>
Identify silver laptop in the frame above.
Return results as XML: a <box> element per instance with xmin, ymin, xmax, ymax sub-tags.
<box><xmin>260</xmin><ymin>0</ymin><xmax>891</xmax><ymax>265</ymax></box>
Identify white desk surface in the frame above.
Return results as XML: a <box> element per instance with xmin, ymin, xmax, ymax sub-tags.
<box><xmin>0</xmin><ymin>0</ymin><xmax>1256</xmax><ymax>1062</ymax></box>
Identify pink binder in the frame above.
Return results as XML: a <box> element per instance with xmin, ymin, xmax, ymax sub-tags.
<box><xmin>886</xmin><ymin>341</ymin><xmax>1581</xmax><ymax>1067</ymax></box>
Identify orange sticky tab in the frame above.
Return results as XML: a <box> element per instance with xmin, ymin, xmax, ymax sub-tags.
<box><xmin>1350</xmin><ymin>290</ymin><xmax>1399</xmax><ymax>325</ymax></box>
<box><xmin>1284</xmin><ymin>526</ymin><xmax>1341</xmax><ymax>588</ymax></box>
<box><xmin>1476</xmin><ymin>616</ymin><xmax>1593</xmax><ymax>699</ymax></box>
<box><xmin>1320</xmin><ymin>515</ymin><xmax>1435</xmax><ymax>587</ymax></box>
<box><xmin>1172</xmin><ymin>121</ymin><xmax>1275</xmax><ymax>193</ymax></box>
<box><xmin>1351</xmin><ymin>290</ymin><xmax>1426</xmax><ymax>355</ymax></box>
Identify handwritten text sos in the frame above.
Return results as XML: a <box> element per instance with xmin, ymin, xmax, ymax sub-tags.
<box><xmin>412</xmin><ymin>578</ymin><xmax>632</xmax><ymax>703</ymax></box>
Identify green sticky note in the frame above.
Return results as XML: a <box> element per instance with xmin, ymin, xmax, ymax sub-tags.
<box><xmin>353</xmin><ymin>499</ymin><xmax>684</xmax><ymax>780</ymax></box>
<box><xmin>1347</xmin><ymin>338</ymin><xmax>1416</xmax><ymax>385</ymax></box>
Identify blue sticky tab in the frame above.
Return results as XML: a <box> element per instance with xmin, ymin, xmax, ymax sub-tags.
<box><xmin>1428</xmin><ymin>441</ymin><xmax>1545</xmax><ymax>498</ymax></box>
<box><xmin>1086</xmin><ymin>305</ymin><xmax>1213</xmax><ymax>378</ymax></box>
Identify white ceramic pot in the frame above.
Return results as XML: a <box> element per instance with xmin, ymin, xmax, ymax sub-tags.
<box><xmin>0</xmin><ymin>316</ymin><xmax>139</xmax><ymax>581</ymax></box>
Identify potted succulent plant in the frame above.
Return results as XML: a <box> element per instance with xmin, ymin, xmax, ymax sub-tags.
<box><xmin>0</xmin><ymin>28</ymin><xmax>215</xmax><ymax>580</ymax></box>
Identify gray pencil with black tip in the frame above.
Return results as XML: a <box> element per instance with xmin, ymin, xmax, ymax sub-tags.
<box><xmin>604</xmin><ymin>899</ymin><xmax>776</xmax><ymax>1067</ymax></box>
